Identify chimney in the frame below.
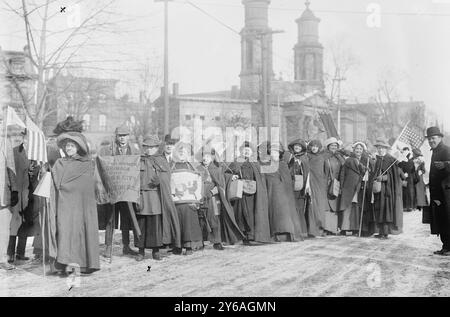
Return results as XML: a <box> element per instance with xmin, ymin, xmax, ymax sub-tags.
<box><xmin>172</xmin><ymin>83</ymin><xmax>179</xmax><ymax>96</ymax></box>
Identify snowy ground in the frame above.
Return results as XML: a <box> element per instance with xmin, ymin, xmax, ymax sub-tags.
<box><xmin>1</xmin><ymin>210</ymin><xmax>449</xmax><ymax>297</ymax></box>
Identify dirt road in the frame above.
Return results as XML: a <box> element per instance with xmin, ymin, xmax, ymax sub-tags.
<box><xmin>1</xmin><ymin>210</ymin><xmax>449</xmax><ymax>297</ymax></box>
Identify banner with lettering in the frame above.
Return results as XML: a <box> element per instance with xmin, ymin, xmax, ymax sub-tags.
<box><xmin>96</xmin><ymin>155</ymin><xmax>140</xmax><ymax>204</ymax></box>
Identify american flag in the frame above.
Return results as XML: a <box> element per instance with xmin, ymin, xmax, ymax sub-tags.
<box><xmin>26</xmin><ymin>116</ymin><xmax>48</xmax><ymax>163</ymax></box>
<box><xmin>397</xmin><ymin>121</ymin><xmax>424</xmax><ymax>150</ymax></box>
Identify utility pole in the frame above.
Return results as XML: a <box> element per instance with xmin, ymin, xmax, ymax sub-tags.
<box><xmin>155</xmin><ymin>0</ymin><xmax>173</xmax><ymax>135</ymax></box>
<box><xmin>332</xmin><ymin>67</ymin><xmax>346</xmax><ymax>137</ymax></box>
<box><xmin>257</xmin><ymin>30</ymin><xmax>283</xmax><ymax>143</ymax></box>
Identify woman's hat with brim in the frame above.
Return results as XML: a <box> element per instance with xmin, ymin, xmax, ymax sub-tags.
<box><xmin>352</xmin><ymin>141</ymin><xmax>367</xmax><ymax>152</ymax></box>
<box><xmin>412</xmin><ymin>148</ymin><xmax>423</xmax><ymax>158</ymax></box>
<box><xmin>288</xmin><ymin>138</ymin><xmax>307</xmax><ymax>152</ymax></box>
<box><xmin>57</xmin><ymin>132</ymin><xmax>88</xmax><ymax>155</ymax></box>
<box><xmin>425</xmin><ymin>126</ymin><xmax>444</xmax><ymax>138</ymax></box>
<box><xmin>324</xmin><ymin>137</ymin><xmax>340</xmax><ymax>149</ymax></box>
<box><xmin>374</xmin><ymin>138</ymin><xmax>390</xmax><ymax>148</ymax></box>
<box><xmin>142</xmin><ymin>135</ymin><xmax>161</xmax><ymax>147</ymax></box>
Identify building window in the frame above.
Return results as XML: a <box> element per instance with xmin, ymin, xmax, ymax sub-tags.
<box><xmin>83</xmin><ymin>114</ymin><xmax>91</xmax><ymax>131</ymax></box>
<box><xmin>11</xmin><ymin>62</ymin><xmax>24</xmax><ymax>75</ymax></box>
<box><xmin>199</xmin><ymin>115</ymin><xmax>205</xmax><ymax>121</ymax></box>
<box><xmin>185</xmin><ymin>115</ymin><xmax>191</xmax><ymax>121</ymax></box>
<box><xmin>99</xmin><ymin>114</ymin><xmax>107</xmax><ymax>131</ymax></box>
<box><xmin>215</xmin><ymin>116</ymin><xmax>221</xmax><ymax>122</ymax></box>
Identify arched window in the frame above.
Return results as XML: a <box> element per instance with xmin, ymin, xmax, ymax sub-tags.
<box><xmin>82</xmin><ymin>114</ymin><xmax>90</xmax><ymax>131</ymax></box>
<box><xmin>99</xmin><ymin>114</ymin><xmax>107</xmax><ymax>131</ymax></box>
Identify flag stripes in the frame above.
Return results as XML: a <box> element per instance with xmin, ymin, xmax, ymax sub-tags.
<box><xmin>26</xmin><ymin>116</ymin><xmax>48</xmax><ymax>163</ymax></box>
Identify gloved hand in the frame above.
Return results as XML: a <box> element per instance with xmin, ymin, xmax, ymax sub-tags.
<box><xmin>10</xmin><ymin>191</ymin><xmax>19</xmax><ymax>207</ymax></box>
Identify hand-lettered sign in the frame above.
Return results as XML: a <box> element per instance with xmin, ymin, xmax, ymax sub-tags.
<box><xmin>96</xmin><ymin>155</ymin><xmax>140</xmax><ymax>204</ymax></box>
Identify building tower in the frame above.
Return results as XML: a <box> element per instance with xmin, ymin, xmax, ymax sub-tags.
<box><xmin>294</xmin><ymin>1</ymin><xmax>324</xmax><ymax>93</ymax></box>
<box><xmin>239</xmin><ymin>0</ymin><xmax>273</xmax><ymax>99</ymax></box>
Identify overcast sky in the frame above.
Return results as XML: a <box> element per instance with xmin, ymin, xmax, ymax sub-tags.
<box><xmin>1</xmin><ymin>0</ymin><xmax>450</xmax><ymax>131</ymax></box>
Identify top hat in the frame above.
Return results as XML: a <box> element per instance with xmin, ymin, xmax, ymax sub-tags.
<box><xmin>374</xmin><ymin>138</ymin><xmax>390</xmax><ymax>148</ymax></box>
<box><xmin>425</xmin><ymin>126</ymin><xmax>444</xmax><ymax>138</ymax></box>
<box><xmin>142</xmin><ymin>135</ymin><xmax>161</xmax><ymax>147</ymax></box>
<box><xmin>115</xmin><ymin>124</ymin><xmax>130</xmax><ymax>135</ymax></box>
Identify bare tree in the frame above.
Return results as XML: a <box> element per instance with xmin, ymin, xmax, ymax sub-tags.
<box><xmin>324</xmin><ymin>36</ymin><xmax>359</xmax><ymax>105</ymax></box>
<box><xmin>1</xmin><ymin>0</ymin><xmax>124</xmax><ymax>127</ymax></box>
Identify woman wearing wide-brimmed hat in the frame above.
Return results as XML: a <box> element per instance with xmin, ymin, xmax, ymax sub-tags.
<box><xmin>53</xmin><ymin>131</ymin><xmax>100</xmax><ymax>274</ymax></box>
<box><xmin>322</xmin><ymin>137</ymin><xmax>345</xmax><ymax>234</ymax></box>
<box><xmin>134</xmin><ymin>135</ymin><xmax>164</xmax><ymax>261</ymax></box>
<box><xmin>227</xmin><ymin>141</ymin><xmax>271</xmax><ymax>245</ymax></box>
<box><xmin>196</xmin><ymin>146</ymin><xmax>244</xmax><ymax>250</ymax></box>
<box><xmin>338</xmin><ymin>141</ymin><xmax>375</xmax><ymax>236</ymax></box>
<box><xmin>371</xmin><ymin>138</ymin><xmax>402</xmax><ymax>239</ymax></box>
<box><xmin>259</xmin><ymin>142</ymin><xmax>307</xmax><ymax>241</ymax></box>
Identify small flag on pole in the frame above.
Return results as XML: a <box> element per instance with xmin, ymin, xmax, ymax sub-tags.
<box><xmin>6</xmin><ymin>106</ymin><xmax>26</xmax><ymax>129</ymax></box>
<box><xmin>25</xmin><ymin>116</ymin><xmax>48</xmax><ymax>163</ymax></box>
<box><xmin>396</xmin><ymin>121</ymin><xmax>424</xmax><ymax>150</ymax></box>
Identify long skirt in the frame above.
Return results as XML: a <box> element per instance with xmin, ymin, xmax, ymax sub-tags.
<box><xmin>339</xmin><ymin>203</ymin><xmax>360</xmax><ymax>232</ymax></box>
<box><xmin>176</xmin><ymin>204</ymin><xmax>203</xmax><ymax>249</ymax></box>
<box><xmin>135</xmin><ymin>215</ymin><xmax>163</xmax><ymax>249</ymax></box>
<box><xmin>0</xmin><ymin>208</ymin><xmax>12</xmax><ymax>263</ymax></box>
<box><xmin>233</xmin><ymin>194</ymin><xmax>255</xmax><ymax>241</ymax></box>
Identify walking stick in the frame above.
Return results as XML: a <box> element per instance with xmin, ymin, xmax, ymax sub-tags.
<box><xmin>358</xmin><ymin>158</ymin><xmax>370</xmax><ymax>237</ymax></box>
<box><xmin>109</xmin><ymin>204</ymin><xmax>114</xmax><ymax>264</ymax></box>
<box><xmin>42</xmin><ymin>198</ymin><xmax>46</xmax><ymax>276</ymax></box>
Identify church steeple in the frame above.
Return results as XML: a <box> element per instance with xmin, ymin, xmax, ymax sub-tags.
<box><xmin>239</xmin><ymin>0</ymin><xmax>273</xmax><ymax>99</ymax></box>
<box><xmin>294</xmin><ymin>1</ymin><xmax>324</xmax><ymax>93</ymax></box>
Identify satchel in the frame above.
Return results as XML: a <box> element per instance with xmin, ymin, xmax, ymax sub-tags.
<box><xmin>228</xmin><ymin>179</ymin><xmax>243</xmax><ymax>201</ymax></box>
<box><xmin>327</xmin><ymin>159</ymin><xmax>340</xmax><ymax>199</ymax></box>
<box><xmin>328</xmin><ymin>178</ymin><xmax>340</xmax><ymax>199</ymax></box>
<box><xmin>294</xmin><ymin>175</ymin><xmax>304</xmax><ymax>191</ymax></box>
<box><xmin>242</xmin><ymin>180</ymin><xmax>257</xmax><ymax>195</ymax></box>
<box><xmin>293</xmin><ymin>159</ymin><xmax>304</xmax><ymax>192</ymax></box>
<box><xmin>372</xmin><ymin>180</ymin><xmax>382</xmax><ymax>193</ymax></box>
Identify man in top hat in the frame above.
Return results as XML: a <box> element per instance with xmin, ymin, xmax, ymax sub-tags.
<box><xmin>372</xmin><ymin>138</ymin><xmax>402</xmax><ymax>239</ymax></box>
<box><xmin>426</xmin><ymin>126</ymin><xmax>450</xmax><ymax>256</ymax></box>
<box><xmin>98</xmin><ymin>124</ymin><xmax>140</xmax><ymax>257</ymax></box>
